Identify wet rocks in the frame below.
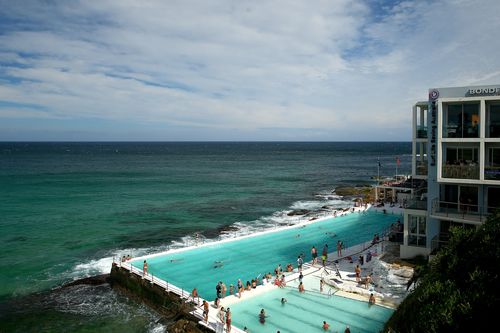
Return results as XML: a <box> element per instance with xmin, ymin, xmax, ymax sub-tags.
<box><xmin>287</xmin><ymin>209</ymin><xmax>310</xmax><ymax>216</ymax></box>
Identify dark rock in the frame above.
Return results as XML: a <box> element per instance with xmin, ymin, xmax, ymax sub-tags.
<box><xmin>287</xmin><ymin>209</ymin><xmax>310</xmax><ymax>216</ymax></box>
<box><xmin>62</xmin><ymin>274</ymin><xmax>110</xmax><ymax>288</ymax></box>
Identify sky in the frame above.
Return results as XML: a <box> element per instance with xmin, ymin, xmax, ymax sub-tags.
<box><xmin>1</xmin><ymin>0</ymin><xmax>500</xmax><ymax>141</ymax></box>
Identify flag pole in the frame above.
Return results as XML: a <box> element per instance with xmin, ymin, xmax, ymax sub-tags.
<box><xmin>377</xmin><ymin>157</ymin><xmax>380</xmax><ymax>185</ymax></box>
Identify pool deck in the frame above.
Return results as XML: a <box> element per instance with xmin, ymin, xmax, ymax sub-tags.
<box><xmin>114</xmin><ymin>204</ymin><xmax>404</xmax><ymax>332</ymax></box>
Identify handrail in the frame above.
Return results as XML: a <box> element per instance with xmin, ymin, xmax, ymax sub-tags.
<box><xmin>431</xmin><ymin>198</ymin><xmax>498</xmax><ymax>223</ymax></box>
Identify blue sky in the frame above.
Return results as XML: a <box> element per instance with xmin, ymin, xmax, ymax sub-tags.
<box><xmin>1</xmin><ymin>0</ymin><xmax>500</xmax><ymax>141</ymax></box>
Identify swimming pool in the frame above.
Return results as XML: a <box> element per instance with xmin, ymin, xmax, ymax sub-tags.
<box><xmin>131</xmin><ymin>211</ymin><xmax>399</xmax><ymax>301</ymax></box>
<box><xmin>229</xmin><ymin>283</ymin><xmax>393</xmax><ymax>333</ymax></box>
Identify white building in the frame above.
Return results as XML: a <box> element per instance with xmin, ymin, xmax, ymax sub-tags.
<box><xmin>400</xmin><ymin>85</ymin><xmax>500</xmax><ymax>258</ymax></box>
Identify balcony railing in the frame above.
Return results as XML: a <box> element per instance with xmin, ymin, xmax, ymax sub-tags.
<box><xmin>431</xmin><ymin>234</ymin><xmax>449</xmax><ymax>253</ymax></box>
<box><xmin>406</xmin><ymin>198</ymin><xmax>427</xmax><ymax>210</ymax></box>
<box><xmin>416</xmin><ymin>125</ymin><xmax>427</xmax><ymax>139</ymax></box>
<box><xmin>416</xmin><ymin>162</ymin><xmax>428</xmax><ymax>176</ymax></box>
<box><xmin>442</xmin><ymin>164</ymin><xmax>479</xmax><ymax>179</ymax></box>
<box><xmin>431</xmin><ymin>198</ymin><xmax>497</xmax><ymax>223</ymax></box>
<box><xmin>485</xmin><ymin>166</ymin><xmax>500</xmax><ymax>180</ymax></box>
<box><xmin>444</xmin><ymin>125</ymin><xmax>479</xmax><ymax>138</ymax></box>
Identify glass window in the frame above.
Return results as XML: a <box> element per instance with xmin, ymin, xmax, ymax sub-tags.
<box><xmin>445</xmin><ymin>103</ymin><xmax>479</xmax><ymax>138</ymax></box>
<box><xmin>409</xmin><ymin>216</ymin><xmax>417</xmax><ymax>234</ymax></box>
<box><xmin>488</xmin><ymin>104</ymin><xmax>500</xmax><ymax>138</ymax></box>
<box><xmin>408</xmin><ymin>215</ymin><xmax>426</xmax><ymax>247</ymax></box>
<box><xmin>418</xmin><ymin>218</ymin><xmax>426</xmax><ymax>235</ymax></box>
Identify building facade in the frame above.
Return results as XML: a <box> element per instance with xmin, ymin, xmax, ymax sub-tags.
<box><xmin>400</xmin><ymin>84</ymin><xmax>500</xmax><ymax>258</ymax></box>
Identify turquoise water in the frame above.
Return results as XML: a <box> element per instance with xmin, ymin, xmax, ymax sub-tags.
<box><xmin>131</xmin><ymin>211</ymin><xmax>398</xmax><ymax>300</ymax></box>
<box><xmin>0</xmin><ymin>142</ymin><xmax>410</xmax><ymax>332</ymax></box>
<box><xmin>230</xmin><ymin>287</ymin><xmax>393</xmax><ymax>333</ymax></box>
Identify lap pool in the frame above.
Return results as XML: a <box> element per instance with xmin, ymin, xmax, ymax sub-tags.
<box><xmin>229</xmin><ymin>284</ymin><xmax>393</xmax><ymax>333</ymax></box>
<box><xmin>131</xmin><ymin>211</ymin><xmax>399</xmax><ymax>302</ymax></box>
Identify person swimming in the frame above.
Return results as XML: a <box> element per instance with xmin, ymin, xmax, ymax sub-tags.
<box><xmin>169</xmin><ymin>258</ymin><xmax>183</xmax><ymax>263</ymax></box>
<box><xmin>259</xmin><ymin>309</ymin><xmax>267</xmax><ymax>323</ymax></box>
<box><xmin>214</xmin><ymin>261</ymin><xmax>224</xmax><ymax>268</ymax></box>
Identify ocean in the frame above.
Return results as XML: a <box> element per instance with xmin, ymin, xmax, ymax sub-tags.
<box><xmin>0</xmin><ymin>142</ymin><xmax>411</xmax><ymax>332</ymax></box>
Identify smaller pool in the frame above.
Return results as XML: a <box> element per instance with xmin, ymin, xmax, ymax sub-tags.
<box><xmin>229</xmin><ymin>277</ymin><xmax>393</xmax><ymax>333</ymax></box>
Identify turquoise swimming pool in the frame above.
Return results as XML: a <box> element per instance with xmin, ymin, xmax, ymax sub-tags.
<box><xmin>229</xmin><ymin>286</ymin><xmax>393</xmax><ymax>333</ymax></box>
<box><xmin>131</xmin><ymin>211</ymin><xmax>398</xmax><ymax>301</ymax></box>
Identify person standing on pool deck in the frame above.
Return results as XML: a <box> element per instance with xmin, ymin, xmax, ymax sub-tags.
<box><xmin>142</xmin><ymin>260</ymin><xmax>148</xmax><ymax>277</ymax></box>
<box><xmin>237</xmin><ymin>279</ymin><xmax>243</xmax><ymax>298</ymax></box>
<box><xmin>297</xmin><ymin>255</ymin><xmax>303</xmax><ymax>272</ymax></box>
<box><xmin>218</xmin><ymin>307</ymin><xmax>226</xmax><ymax>327</ymax></box>
<box><xmin>320</xmin><ymin>278</ymin><xmax>324</xmax><ymax>292</ymax></box>
<box><xmin>355</xmin><ymin>264</ymin><xmax>361</xmax><ymax>283</ymax></box>
<box><xmin>202</xmin><ymin>300</ymin><xmax>209</xmax><ymax>323</ymax></box>
<box><xmin>216</xmin><ymin>281</ymin><xmax>222</xmax><ymax>299</ymax></box>
<box><xmin>322</xmin><ymin>244</ymin><xmax>328</xmax><ymax>267</ymax></box>
<box><xmin>311</xmin><ymin>246</ymin><xmax>318</xmax><ymax>265</ymax></box>
<box><xmin>221</xmin><ymin>282</ymin><xmax>227</xmax><ymax>298</ymax></box>
<box><xmin>226</xmin><ymin>307</ymin><xmax>232</xmax><ymax>332</ymax></box>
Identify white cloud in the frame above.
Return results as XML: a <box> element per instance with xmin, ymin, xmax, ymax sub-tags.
<box><xmin>0</xmin><ymin>0</ymin><xmax>500</xmax><ymax>140</ymax></box>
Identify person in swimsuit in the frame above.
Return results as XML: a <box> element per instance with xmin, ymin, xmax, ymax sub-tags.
<box><xmin>221</xmin><ymin>282</ymin><xmax>227</xmax><ymax>297</ymax></box>
<box><xmin>202</xmin><ymin>300</ymin><xmax>209</xmax><ymax>323</ymax></box>
<box><xmin>322</xmin><ymin>244</ymin><xmax>328</xmax><ymax>267</ymax></box>
<box><xmin>218</xmin><ymin>307</ymin><xmax>226</xmax><ymax>325</ymax></box>
<box><xmin>311</xmin><ymin>246</ymin><xmax>318</xmax><ymax>265</ymax></box>
<box><xmin>259</xmin><ymin>308</ymin><xmax>267</xmax><ymax>324</ymax></box>
<box><xmin>369</xmin><ymin>293</ymin><xmax>376</xmax><ymax>305</ymax></box>
<box><xmin>355</xmin><ymin>265</ymin><xmax>361</xmax><ymax>283</ymax></box>
<box><xmin>225</xmin><ymin>308</ymin><xmax>232</xmax><ymax>332</ymax></box>
<box><xmin>143</xmin><ymin>260</ymin><xmax>148</xmax><ymax>277</ymax></box>
<box><xmin>298</xmin><ymin>281</ymin><xmax>305</xmax><ymax>293</ymax></box>
<box><xmin>237</xmin><ymin>279</ymin><xmax>243</xmax><ymax>298</ymax></box>
<box><xmin>323</xmin><ymin>321</ymin><xmax>330</xmax><ymax>331</ymax></box>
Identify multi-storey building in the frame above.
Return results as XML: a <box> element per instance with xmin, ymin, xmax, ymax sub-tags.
<box><xmin>400</xmin><ymin>85</ymin><xmax>500</xmax><ymax>258</ymax></box>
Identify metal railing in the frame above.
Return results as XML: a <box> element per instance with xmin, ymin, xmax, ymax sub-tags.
<box><xmin>431</xmin><ymin>198</ymin><xmax>497</xmax><ymax>223</ymax></box>
<box><xmin>416</xmin><ymin>126</ymin><xmax>427</xmax><ymax>139</ymax></box>
<box><xmin>406</xmin><ymin>198</ymin><xmax>427</xmax><ymax>210</ymax></box>
<box><xmin>485</xmin><ymin>166</ymin><xmax>500</xmax><ymax>180</ymax></box>
<box><xmin>430</xmin><ymin>234</ymin><xmax>449</xmax><ymax>253</ymax></box>
<box><xmin>416</xmin><ymin>162</ymin><xmax>428</xmax><ymax>176</ymax></box>
<box><xmin>113</xmin><ymin>258</ymin><xmax>202</xmax><ymax>307</ymax></box>
<box><xmin>442</xmin><ymin>164</ymin><xmax>479</xmax><ymax>179</ymax></box>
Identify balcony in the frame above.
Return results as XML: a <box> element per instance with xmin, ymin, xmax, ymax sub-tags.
<box><xmin>485</xmin><ymin>166</ymin><xmax>500</xmax><ymax>180</ymax></box>
<box><xmin>442</xmin><ymin>164</ymin><xmax>479</xmax><ymax>180</ymax></box>
<box><xmin>431</xmin><ymin>198</ymin><xmax>496</xmax><ymax>224</ymax></box>
<box><xmin>430</xmin><ymin>233</ymin><xmax>450</xmax><ymax>253</ymax></box>
<box><xmin>416</xmin><ymin>125</ymin><xmax>427</xmax><ymax>139</ymax></box>
<box><xmin>406</xmin><ymin>198</ymin><xmax>427</xmax><ymax>210</ymax></box>
<box><xmin>416</xmin><ymin>162</ymin><xmax>428</xmax><ymax>176</ymax></box>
